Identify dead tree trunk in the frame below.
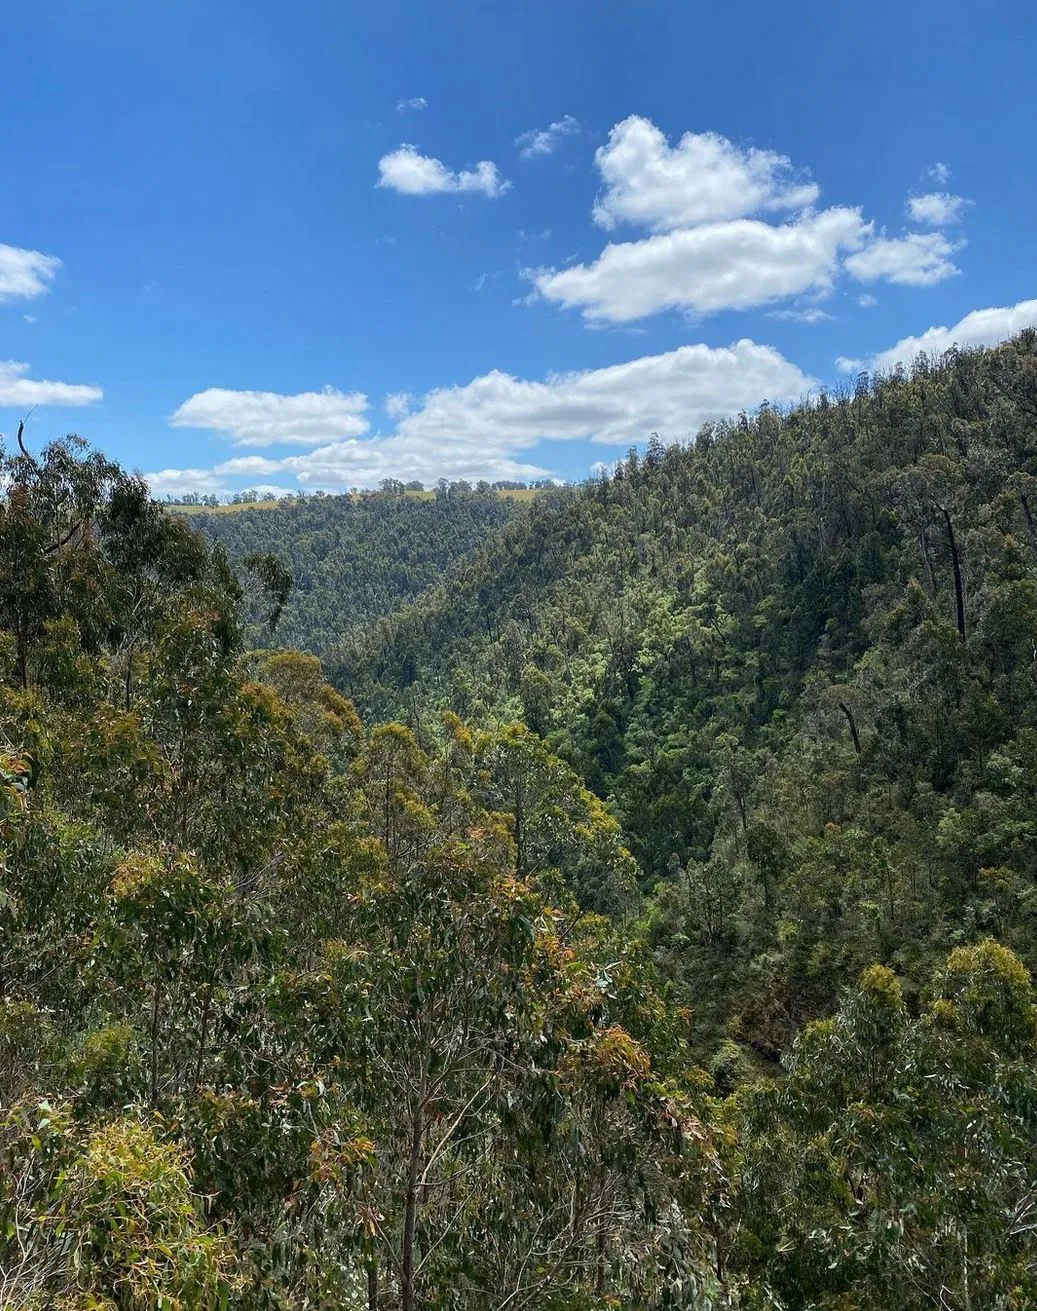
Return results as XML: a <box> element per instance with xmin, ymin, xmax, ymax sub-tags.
<box><xmin>941</xmin><ymin>507</ymin><xmax>966</xmax><ymax>641</ymax></box>
<box><xmin>838</xmin><ymin>701</ymin><xmax>862</xmax><ymax>755</ymax></box>
<box><xmin>1021</xmin><ymin>493</ymin><xmax>1035</xmax><ymax>543</ymax></box>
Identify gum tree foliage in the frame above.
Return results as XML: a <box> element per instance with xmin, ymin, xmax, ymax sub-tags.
<box><xmin>0</xmin><ymin>433</ymin><xmax>722</xmax><ymax>1308</ymax></box>
<box><xmin>4</xmin><ymin>336</ymin><xmax>1037</xmax><ymax>1308</ymax></box>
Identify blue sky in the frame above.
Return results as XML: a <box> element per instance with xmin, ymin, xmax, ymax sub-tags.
<box><xmin>2</xmin><ymin>0</ymin><xmax>1035</xmax><ymax>494</ymax></box>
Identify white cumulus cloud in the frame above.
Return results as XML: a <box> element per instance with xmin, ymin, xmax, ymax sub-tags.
<box><xmin>516</xmin><ymin>116</ymin><xmax>580</xmax><ymax>158</ymax></box>
<box><xmin>844</xmin><ymin>231</ymin><xmax>960</xmax><ymax>287</ymax></box>
<box><xmin>907</xmin><ymin>191</ymin><xmax>970</xmax><ymax>225</ymax></box>
<box><xmin>592</xmin><ymin>117</ymin><xmax>820</xmax><ymax>232</ymax></box>
<box><xmin>0</xmin><ymin>360</ymin><xmax>103</xmax><ymax>408</ymax></box>
<box><xmin>534</xmin><ymin>207</ymin><xmax>870</xmax><ymax>322</ymax></box>
<box><xmin>377</xmin><ymin>146</ymin><xmax>509</xmax><ymax>197</ymax></box>
<box><xmin>169</xmin><ymin>385</ymin><xmax>370</xmax><ymax>447</ymax></box>
<box><xmin>212</xmin><ymin>443</ymin><xmax>549</xmax><ymax>491</ymax></box>
<box><xmin>152</xmin><ymin>341</ymin><xmax>812</xmax><ymax>491</ymax></box>
<box><xmin>145</xmin><ymin>468</ymin><xmax>230</xmax><ymax>497</ymax></box>
<box><xmin>836</xmin><ymin>356</ymin><xmax>863</xmax><ymax>374</ymax></box>
<box><xmin>866</xmin><ymin>298</ymin><xmax>1037</xmax><ymax>373</ymax></box>
<box><xmin>928</xmin><ymin>161</ymin><xmax>952</xmax><ymax>185</ymax></box>
<box><xmin>0</xmin><ymin>243</ymin><xmax>62</xmax><ymax>302</ymax></box>
<box><xmin>391</xmin><ymin>340</ymin><xmax>812</xmax><ymax>446</ymax></box>
<box><xmin>395</xmin><ymin>96</ymin><xmax>427</xmax><ymax>112</ymax></box>
<box><xmin>524</xmin><ymin>118</ymin><xmax>970</xmax><ymax>325</ymax></box>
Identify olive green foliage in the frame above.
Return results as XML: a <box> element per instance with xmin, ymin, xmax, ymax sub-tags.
<box><xmin>326</xmin><ymin>334</ymin><xmax>1037</xmax><ymax>1054</ymax></box>
<box><xmin>193</xmin><ymin>485</ymin><xmax>521</xmax><ymax>655</ymax></box>
<box><xmin>0</xmin><ymin>434</ymin><xmax>717</xmax><ymax>1308</ymax></box>
<box><xmin>3</xmin><ymin>335</ymin><xmax>1037</xmax><ymax>1309</ymax></box>
<box><xmin>734</xmin><ymin>944</ymin><xmax>1037</xmax><ymax>1309</ymax></box>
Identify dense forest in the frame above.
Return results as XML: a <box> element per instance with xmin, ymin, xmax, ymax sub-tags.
<box><xmin>320</xmin><ymin>332</ymin><xmax>1037</xmax><ymax>1053</ymax></box>
<box><xmin>2</xmin><ymin>334</ymin><xmax>1037</xmax><ymax>1309</ymax></box>
<box><xmin>187</xmin><ymin>489</ymin><xmax>523</xmax><ymax>655</ymax></box>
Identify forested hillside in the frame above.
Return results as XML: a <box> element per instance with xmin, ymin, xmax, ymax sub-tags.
<box><xmin>189</xmin><ymin>489</ymin><xmax>522</xmax><ymax>654</ymax></box>
<box><xmin>2</xmin><ymin>336</ymin><xmax>1037</xmax><ymax>1309</ymax></box>
<box><xmin>330</xmin><ymin>334</ymin><xmax>1037</xmax><ymax>1049</ymax></box>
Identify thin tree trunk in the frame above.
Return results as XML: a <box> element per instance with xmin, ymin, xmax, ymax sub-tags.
<box><xmin>150</xmin><ymin>973</ymin><xmax>161</xmax><ymax>1106</ymax></box>
<box><xmin>1021</xmin><ymin>493</ymin><xmax>1036</xmax><ymax>543</ymax></box>
<box><xmin>401</xmin><ymin>1105</ymin><xmax>423</xmax><ymax>1311</ymax></box>
<box><xmin>124</xmin><ymin>641</ymin><xmax>134</xmax><ymax>710</ymax></box>
<box><xmin>838</xmin><ymin>701</ymin><xmax>862</xmax><ymax>755</ymax></box>
<box><xmin>367</xmin><ymin>1260</ymin><xmax>378</xmax><ymax>1311</ymax></box>
<box><xmin>941</xmin><ymin>507</ymin><xmax>966</xmax><ymax>640</ymax></box>
<box><xmin>15</xmin><ymin>614</ymin><xmax>28</xmax><ymax>690</ymax></box>
<box><xmin>514</xmin><ymin>789</ymin><xmax>525</xmax><ymax>880</ymax></box>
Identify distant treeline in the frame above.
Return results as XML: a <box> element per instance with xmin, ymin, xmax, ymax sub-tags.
<box><xmin>164</xmin><ymin>476</ymin><xmax>560</xmax><ymax>507</ymax></box>
<box><xmin>189</xmin><ymin>484</ymin><xmax>528</xmax><ymax>654</ymax></box>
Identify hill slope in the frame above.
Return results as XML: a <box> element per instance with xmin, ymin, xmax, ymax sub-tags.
<box><xmin>3</xmin><ymin>353</ymin><xmax>1037</xmax><ymax>1307</ymax></box>
<box><xmin>332</xmin><ymin>332</ymin><xmax>1037</xmax><ymax>1048</ymax></box>
<box><xmin>191</xmin><ymin>488</ymin><xmax>523</xmax><ymax>654</ymax></box>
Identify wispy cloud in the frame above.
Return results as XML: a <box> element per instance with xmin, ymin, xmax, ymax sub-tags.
<box><xmin>384</xmin><ymin>391</ymin><xmax>412</xmax><ymax>420</ymax></box>
<box><xmin>516</xmin><ymin>115</ymin><xmax>580</xmax><ymax>159</ymax></box>
<box><xmin>395</xmin><ymin>96</ymin><xmax>427</xmax><ymax>112</ymax></box>
<box><xmin>767</xmin><ymin>307</ymin><xmax>834</xmax><ymax>324</ymax></box>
